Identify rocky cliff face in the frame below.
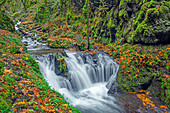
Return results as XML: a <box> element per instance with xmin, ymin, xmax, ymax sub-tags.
<box><xmin>74</xmin><ymin>0</ymin><xmax>169</xmax><ymax>44</ymax></box>
<box><xmin>113</xmin><ymin>0</ymin><xmax>170</xmax><ymax>44</ymax></box>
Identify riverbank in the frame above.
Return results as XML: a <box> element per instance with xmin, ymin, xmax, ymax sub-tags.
<box><xmin>0</xmin><ymin>29</ymin><xmax>80</xmax><ymax>112</ymax></box>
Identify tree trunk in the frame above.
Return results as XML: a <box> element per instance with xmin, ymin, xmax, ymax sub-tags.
<box><xmin>21</xmin><ymin>0</ymin><xmax>27</xmax><ymax>11</ymax></box>
<box><xmin>44</xmin><ymin>0</ymin><xmax>47</xmax><ymax>8</ymax></box>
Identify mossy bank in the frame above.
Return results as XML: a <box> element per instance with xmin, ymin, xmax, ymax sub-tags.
<box><xmin>0</xmin><ymin>29</ymin><xmax>80</xmax><ymax>112</ymax></box>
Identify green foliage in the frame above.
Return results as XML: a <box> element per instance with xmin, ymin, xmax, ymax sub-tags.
<box><xmin>34</xmin><ymin>3</ymin><xmax>49</xmax><ymax>24</ymax></box>
<box><xmin>107</xmin><ymin>19</ymin><xmax>115</xmax><ymax>28</ymax></box>
<box><xmin>0</xmin><ymin>13</ymin><xmax>15</xmax><ymax>32</ymax></box>
<box><xmin>0</xmin><ymin>61</ymin><xmax>4</xmax><ymax>75</ymax></box>
<box><xmin>101</xmin><ymin>37</ymin><xmax>110</xmax><ymax>45</ymax></box>
<box><xmin>7</xmin><ymin>35</ymin><xmax>22</xmax><ymax>46</ymax></box>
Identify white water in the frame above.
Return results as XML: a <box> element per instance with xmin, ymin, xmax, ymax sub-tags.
<box><xmin>15</xmin><ymin>21</ymin><xmax>124</xmax><ymax>112</ymax></box>
<box><xmin>35</xmin><ymin>50</ymin><xmax>124</xmax><ymax>113</ymax></box>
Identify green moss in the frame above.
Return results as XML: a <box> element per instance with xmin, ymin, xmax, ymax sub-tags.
<box><xmin>0</xmin><ymin>13</ymin><xmax>15</xmax><ymax>32</ymax></box>
<box><xmin>31</xmin><ymin>36</ymin><xmax>36</xmax><ymax>40</ymax></box>
<box><xmin>107</xmin><ymin>19</ymin><xmax>115</xmax><ymax>28</ymax></box>
<box><xmin>0</xmin><ymin>61</ymin><xmax>4</xmax><ymax>75</ymax></box>
<box><xmin>119</xmin><ymin>8</ymin><xmax>126</xmax><ymax>17</ymax></box>
<box><xmin>160</xmin><ymin>5</ymin><xmax>169</xmax><ymax>14</ymax></box>
<box><xmin>164</xmin><ymin>89</ymin><xmax>170</xmax><ymax>108</ymax></box>
<box><xmin>34</xmin><ymin>4</ymin><xmax>49</xmax><ymax>24</ymax></box>
<box><xmin>0</xmin><ymin>83</ymin><xmax>12</xmax><ymax>112</ymax></box>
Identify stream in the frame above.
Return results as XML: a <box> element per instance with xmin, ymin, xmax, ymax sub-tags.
<box><xmin>15</xmin><ymin>21</ymin><xmax>124</xmax><ymax>113</ymax></box>
<box><xmin>34</xmin><ymin>50</ymin><xmax>124</xmax><ymax>113</ymax></box>
<box><xmin>15</xmin><ymin>21</ymin><xmax>169</xmax><ymax>113</ymax></box>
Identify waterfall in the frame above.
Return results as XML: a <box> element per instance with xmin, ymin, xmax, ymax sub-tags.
<box><xmin>15</xmin><ymin>21</ymin><xmax>123</xmax><ymax>113</ymax></box>
<box><xmin>15</xmin><ymin>20</ymin><xmax>170</xmax><ymax>113</ymax></box>
<box><xmin>34</xmin><ymin>50</ymin><xmax>124</xmax><ymax>113</ymax></box>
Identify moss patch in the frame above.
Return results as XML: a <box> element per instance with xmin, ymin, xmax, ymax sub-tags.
<box><xmin>0</xmin><ymin>13</ymin><xmax>15</xmax><ymax>32</ymax></box>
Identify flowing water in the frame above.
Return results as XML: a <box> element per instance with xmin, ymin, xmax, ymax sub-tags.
<box><xmin>15</xmin><ymin>20</ymin><xmax>170</xmax><ymax>113</ymax></box>
<box><xmin>15</xmin><ymin>21</ymin><xmax>124</xmax><ymax>113</ymax></box>
<box><xmin>34</xmin><ymin>50</ymin><xmax>124</xmax><ymax>113</ymax></box>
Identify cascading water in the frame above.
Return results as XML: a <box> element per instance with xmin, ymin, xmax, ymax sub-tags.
<box><xmin>15</xmin><ymin>20</ymin><xmax>170</xmax><ymax>113</ymax></box>
<box><xmin>15</xmin><ymin>21</ymin><xmax>124</xmax><ymax>113</ymax></box>
<box><xmin>34</xmin><ymin>50</ymin><xmax>124</xmax><ymax>113</ymax></box>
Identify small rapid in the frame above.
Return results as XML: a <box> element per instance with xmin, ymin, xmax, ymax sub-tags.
<box><xmin>34</xmin><ymin>50</ymin><xmax>124</xmax><ymax>113</ymax></box>
<box><xmin>15</xmin><ymin>21</ymin><xmax>124</xmax><ymax>113</ymax></box>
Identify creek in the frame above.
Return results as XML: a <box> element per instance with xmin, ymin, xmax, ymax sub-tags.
<box><xmin>34</xmin><ymin>50</ymin><xmax>124</xmax><ymax>113</ymax></box>
<box><xmin>15</xmin><ymin>21</ymin><xmax>169</xmax><ymax>113</ymax></box>
<box><xmin>15</xmin><ymin>21</ymin><xmax>124</xmax><ymax>113</ymax></box>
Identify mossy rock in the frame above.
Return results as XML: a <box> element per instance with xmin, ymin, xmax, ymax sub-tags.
<box><xmin>0</xmin><ymin>13</ymin><xmax>15</xmax><ymax>32</ymax></box>
<box><xmin>164</xmin><ymin>89</ymin><xmax>170</xmax><ymax>108</ymax></box>
<box><xmin>131</xmin><ymin>2</ymin><xmax>170</xmax><ymax>44</ymax></box>
<box><xmin>118</xmin><ymin>67</ymin><xmax>154</xmax><ymax>92</ymax></box>
<box><xmin>112</xmin><ymin>0</ymin><xmax>170</xmax><ymax>44</ymax></box>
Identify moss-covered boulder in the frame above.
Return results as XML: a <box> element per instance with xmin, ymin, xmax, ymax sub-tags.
<box><xmin>113</xmin><ymin>0</ymin><xmax>170</xmax><ymax>44</ymax></box>
<box><xmin>130</xmin><ymin>1</ymin><xmax>170</xmax><ymax>44</ymax></box>
<box><xmin>115</xmin><ymin>44</ymin><xmax>170</xmax><ymax>108</ymax></box>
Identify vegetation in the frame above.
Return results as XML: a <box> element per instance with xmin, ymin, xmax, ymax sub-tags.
<box><xmin>0</xmin><ymin>30</ymin><xmax>80</xmax><ymax>112</ymax></box>
<box><xmin>0</xmin><ymin>0</ymin><xmax>169</xmax><ymax>112</ymax></box>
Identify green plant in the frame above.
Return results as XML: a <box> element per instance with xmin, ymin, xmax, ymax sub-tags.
<box><xmin>0</xmin><ymin>61</ymin><xmax>4</xmax><ymax>75</ymax></box>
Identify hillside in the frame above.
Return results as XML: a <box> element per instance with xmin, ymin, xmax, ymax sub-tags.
<box><xmin>0</xmin><ymin>0</ymin><xmax>169</xmax><ymax>112</ymax></box>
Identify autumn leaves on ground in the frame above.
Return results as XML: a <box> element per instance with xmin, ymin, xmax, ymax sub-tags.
<box><xmin>0</xmin><ymin>30</ymin><xmax>80</xmax><ymax>112</ymax></box>
<box><xmin>0</xmin><ymin>0</ymin><xmax>170</xmax><ymax>112</ymax></box>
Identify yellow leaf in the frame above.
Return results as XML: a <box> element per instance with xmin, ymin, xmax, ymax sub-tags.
<box><xmin>25</xmin><ymin>57</ymin><xmax>28</xmax><ymax>60</ymax></box>
<box><xmin>62</xmin><ymin>104</ymin><xmax>68</xmax><ymax>107</ymax></box>
<box><xmin>3</xmin><ymin>70</ymin><xmax>12</xmax><ymax>74</ymax></box>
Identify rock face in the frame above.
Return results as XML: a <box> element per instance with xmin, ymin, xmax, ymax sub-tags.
<box><xmin>113</xmin><ymin>0</ymin><xmax>170</xmax><ymax>44</ymax></box>
<box><xmin>118</xmin><ymin>92</ymin><xmax>169</xmax><ymax>113</ymax></box>
<box><xmin>72</xmin><ymin>0</ymin><xmax>169</xmax><ymax>44</ymax></box>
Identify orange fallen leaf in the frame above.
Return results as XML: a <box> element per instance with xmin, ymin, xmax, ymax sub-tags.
<box><xmin>160</xmin><ymin>105</ymin><xmax>168</xmax><ymax>110</ymax></box>
<box><xmin>3</xmin><ymin>70</ymin><xmax>12</xmax><ymax>75</ymax></box>
<box><xmin>16</xmin><ymin>100</ymin><xmax>25</xmax><ymax>105</ymax></box>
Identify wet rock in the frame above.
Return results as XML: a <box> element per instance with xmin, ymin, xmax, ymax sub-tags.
<box><xmin>119</xmin><ymin>93</ymin><xmax>143</xmax><ymax>113</ymax></box>
<box><xmin>18</xmin><ymin>28</ymin><xmax>30</xmax><ymax>36</ymax></box>
<box><xmin>108</xmin><ymin>82</ymin><xmax>121</xmax><ymax>94</ymax></box>
<box><xmin>54</xmin><ymin>53</ymin><xmax>68</xmax><ymax>77</ymax></box>
<box><xmin>118</xmin><ymin>92</ymin><xmax>170</xmax><ymax>113</ymax></box>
